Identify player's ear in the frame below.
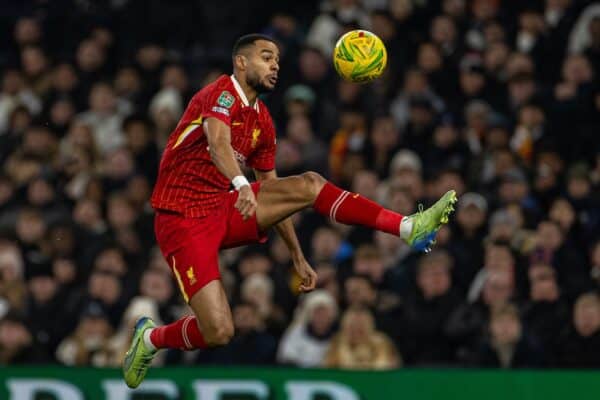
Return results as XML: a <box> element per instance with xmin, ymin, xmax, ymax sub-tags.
<box><xmin>234</xmin><ymin>54</ymin><xmax>247</xmax><ymax>71</ymax></box>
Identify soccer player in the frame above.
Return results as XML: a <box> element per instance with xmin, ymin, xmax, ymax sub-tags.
<box><xmin>123</xmin><ymin>34</ymin><xmax>456</xmax><ymax>387</ymax></box>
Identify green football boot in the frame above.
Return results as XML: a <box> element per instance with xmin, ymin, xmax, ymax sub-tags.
<box><xmin>405</xmin><ymin>190</ymin><xmax>457</xmax><ymax>252</ymax></box>
<box><xmin>123</xmin><ymin>316</ymin><xmax>157</xmax><ymax>388</ymax></box>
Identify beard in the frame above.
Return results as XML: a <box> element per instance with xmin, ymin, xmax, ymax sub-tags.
<box><xmin>246</xmin><ymin>70</ymin><xmax>273</xmax><ymax>94</ymax></box>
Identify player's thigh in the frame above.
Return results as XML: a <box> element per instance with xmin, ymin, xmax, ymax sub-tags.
<box><xmin>156</xmin><ymin>212</ymin><xmax>233</xmax><ymax>339</ymax></box>
<box><xmin>168</xmin><ymin>244</ymin><xmax>233</xmax><ymax>343</ymax></box>
<box><xmin>188</xmin><ymin>279</ymin><xmax>233</xmax><ymax>343</ymax></box>
<box><xmin>255</xmin><ymin>172</ymin><xmax>325</xmax><ymax>230</ymax></box>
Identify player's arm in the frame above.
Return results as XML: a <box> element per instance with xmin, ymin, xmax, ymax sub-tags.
<box><xmin>254</xmin><ymin>168</ymin><xmax>316</xmax><ymax>292</ymax></box>
<box><xmin>203</xmin><ymin>117</ymin><xmax>256</xmax><ymax>219</ymax></box>
<box><xmin>253</xmin><ymin>169</ymin><xmax>302</xmax><ymax>257</ymax></box>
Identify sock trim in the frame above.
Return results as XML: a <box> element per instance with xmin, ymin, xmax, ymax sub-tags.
<box><xmin>143</xmin><ymin>328</ymin><xmax>156</xmax><ymax>351</ymax></box>
<box><xmin>181</xmin><ymin>316</ymin><xmax>193</xmax><ymax>349</ymax></box>
<box><xmin>331</xmin><ymin>191</ymin><xmax>350</xmax><ymax>221</ymax></box>
<box><xmin>400</xmin><ymin>216</ymin><xmax>413</xmax><ymax>240</ymax></box>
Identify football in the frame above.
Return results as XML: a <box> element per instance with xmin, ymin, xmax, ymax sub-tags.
<box><xmin>333</xmin><ymin>29</ymin><xmax>388</xmax><ymax>83</ymax></box>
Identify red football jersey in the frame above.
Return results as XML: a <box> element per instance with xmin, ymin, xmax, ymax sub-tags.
<box><xmin>151</xmin><ymin>75</ymin><xmax>277</xmax><ymax>217</ymax></box>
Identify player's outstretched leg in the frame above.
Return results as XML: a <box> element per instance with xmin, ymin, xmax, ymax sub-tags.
<box><xmin>123</xmin><ymin>281</ymin><xmax>232</xmax><ymax>388</ymax></box>
<box><xmin>256</xmin><ymin>172</ymin><xmax>457</xmax><ymax>252</ymax></box>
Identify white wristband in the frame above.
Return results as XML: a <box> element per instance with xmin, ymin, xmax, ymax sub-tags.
<box><xmin>232</xmin><ymin>175</ymin><xmax>250</xmax><ymax>191</ymax></box>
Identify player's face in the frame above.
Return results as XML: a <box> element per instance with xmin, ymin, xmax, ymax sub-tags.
<box><xmin>246</xmin><ymin>40</ymin><xmax>280</xmax><ymax>94</ymax></box>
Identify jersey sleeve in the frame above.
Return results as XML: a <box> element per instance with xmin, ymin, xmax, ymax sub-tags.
<box><xmin>199</xmin><ymin>86</ymin><xmax>236</xmax><ymax>126</ymax></box>
<box><xmin>247</xmin><ymin>116</ymin><xmax>276</xmax><ymax>171</ymax></box>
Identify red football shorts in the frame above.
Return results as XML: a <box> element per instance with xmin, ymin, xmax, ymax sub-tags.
<box><xmin>154</xmin><ymin>182</ymin><xmax>267</xmax><ymax>302</ymax></box>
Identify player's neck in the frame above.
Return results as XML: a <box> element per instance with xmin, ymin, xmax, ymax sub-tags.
<box><xmin>232</xmin><ymin>72</ymin><xmax>258</xmax><ymax>107</ymax></box>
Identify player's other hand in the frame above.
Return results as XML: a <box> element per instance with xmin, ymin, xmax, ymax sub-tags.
<box><xmin>294</xmin><ymin>257</ymin><xmax>317</xmax><ymax>293</ymax></box>
<box><xmin>235</xmin><ymin>185</ymin><xmax>257</xmax><ymax>220</ymax></box>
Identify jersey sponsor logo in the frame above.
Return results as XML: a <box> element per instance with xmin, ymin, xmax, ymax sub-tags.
<box><xmin>217</xmin><ymin>91</ymin><xmax>235</xmax><ymax>108</ymax></box>
<box><xmin>212</xmin><ymin>106</ymin><xmax>230</xmax><ymax>116</ymax></box>
<box><xmin>207</xmin><ymin>145</ymin><xmax>247</xmax><ymax>165</ymax></box>
<box><xmin>233</xmin><ymin>149</ymin><xmax>247</xmax><ymax>165</ymax></box>
<box><xmin>251</xmin><ymin>128</ymin><xmax>261</xmax><ymax>148</ymax></box>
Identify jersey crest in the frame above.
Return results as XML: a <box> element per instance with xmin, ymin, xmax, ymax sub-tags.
<box><xmin>251</xmin><ymin>128</ymin><xmax>261</xmax><ymax>148</ymax></box>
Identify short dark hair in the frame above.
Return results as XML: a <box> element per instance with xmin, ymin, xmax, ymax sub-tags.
<box><xmin>232</xmin><ymin>33</ymin><xmax>277</xmax><ymax>58</ymax></box>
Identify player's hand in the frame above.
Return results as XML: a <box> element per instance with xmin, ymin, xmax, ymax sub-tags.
<box><xmin>293</xmin><ymin>256</ymin><xmax>317</xmax><ymax>293</ymax></box>
<box><xmin>235</xmin><ymin>185</ymin><xmax>257</xmax><ymax>220</ymax></box>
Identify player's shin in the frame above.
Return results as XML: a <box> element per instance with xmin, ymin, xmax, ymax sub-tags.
<box><xmin>147</xmin><ymin>316</ymin><xmax>207</xmax><ymax>350</ymax></box>
<box><xmin>312</xmin><ymin>182</ymin><xmax>408</xmax><ymax>237</ymax></box>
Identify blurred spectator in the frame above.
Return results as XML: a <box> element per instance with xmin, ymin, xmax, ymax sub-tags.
<box><xmin>197</xmin><ymin>302</ymin><xmax>277</xmax><ymax>365</ymax></box>
<box><xmin>387</xmin><ymin>149</ymin><xmax>424</xmax><ymax>201</ymax></box>
<box><xmin>0</xmin><ymin>312</ymin><xmax>49</xmax><ymax>364</ymax></box>
<box><xmin>278</xmin><ymin>290</ymin><xmax>338</xmax><ymax>367</ymax></box>
<box><xmin>324</xmin><ymin>307</ymin><xmax>400</xmax><ymax>369</ymax></box>
<box><xmin>329</xmin><ymin>106</ymin><xmax>368</xmax><ymax>184</ymax></box>
<box><xmin>47</xmin><ymin>63</ymin><xmax>82</xmax><ymax>111</ymax></box>
<box><xmin>25</xmin><ymin>265</ymin><xmax>62</xmax><ymax>358</ymax></box>
<box><xmin>77</xmin><ymin>82</ymin><xmax>126</xmax><ymax>154</ymax></box>
<box><xmin>390</xmin><ymin>68</ymin><xmax>443</xmax><ymax>130</ymax></box>
<box><xmin>286</xmin><ymin>114</ymin><xmax>328</xmax><ymax>173</ymax></box>
<box><xmin>306</xmin><ymin>0</ymin><xmax>369</xmax><ymax>56</ymax></box>
<box><xmin>400</xmin><ymin>250</ymin><xmax>462</xmax><ymax>365</ymax></box>
<box><xmin>20</xmin><ymin>45</ymin><xmax>51</xmax><ymax>98</ymax></box>
<box><xmin>96</xmin><ymin>296</ymin><xmax>164</xmax><ymax>367</ymax></box>
<box><xmin>467</xmin><ymin>241</ymin><xmax>516</xmax><ymax>303</ymax></box>
<box><xmin>446</xmin><ymin>267</ymin><xmax>515</xmax><ymax>364</ymax></box>
<box><xmin>364</xmin><ymin>115</ymin><xmax>400</xmax><ymax>178</ymax></box>
<box><xmin>568</xmin><ymin>3</ymin><xmax>600</xmax><ymax>54</ymax></box>
<box><xmin>449</xmin><ymin>192</ymin><xmax>487</xmax><ymax>290</ymax></box>
<box><xmin>556</xmin><ymin>292</ymin><xmax>600</xmax><ymax>368</ymax></box>
<box><xmin>123</xmin><ymin>115</ymin><xmax>159</xmax><ymax>183</ymax></box>
<box><xmin>310</xmin><ymin>226</ymin><xmax>343</xmax><ymax>264</ymax></box>
<box><xmin>0</xmin><ymin>69</ymin><xmax>41</xmax><ymax>134</ymax></box>
<box><xmin>521</xmin><ymin>263</ymin><xmax>569</xmax><ymax>360</ymax></box>
<box><xmin>240</xmin><ymin>272</ymin><xmax>287</xmax><ymax>337</ymax></box>
<box><xmin>139</xmin><ymin>268</ymin><xmax>178</xmax><ymax>324</ymax></box>
<box><xmin>472</xmin><ymin>303</ymin><xmax>544</xmax><ymax>368</ymax></box>
<box><xmin>83</xmin><ymin>270</ymin><xmax>126</xmax><ymax>328</ymax></box>
<box><xmin>0</xmin><ymin>240</ymin><xmax>27</xmax><ymax>313</ymax></box>
<box><xmin>114</xmin><ymin>66</ymin><xmax>143</xmax><ymax>112</ymax></box>
<box><xmin>284</xmin><ymin>84</ymin><xmax>316</xmax><ymax>119</ymax></box>
<box><xmin>75</xmin><ymin>39</ymin><xmax>108</xmax><ymax>96</ymax></box>
<box><xmin>530</xmin><ymin>219</ymin><xmax>588</xmax><ymax>300</ymax></box>
<box><xmin>13</xmin><ymin>17</ymin><xmax>41</xmax><ymax>48</ymax></box>
<box><xmin>149</xmin><ymin>88</ymin><xmax>182</xmax><ymax>147</ymax></box>
<box><xmin>55</xmin><ymin>301</ymin><xmax>113</xmax><ymax>366</ymax></box>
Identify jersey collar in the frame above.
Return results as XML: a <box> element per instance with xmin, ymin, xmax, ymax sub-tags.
<box><xmin>230</xmin><ymin>74</ymin><xmax>259</xmax><ymax>112</ymax></box>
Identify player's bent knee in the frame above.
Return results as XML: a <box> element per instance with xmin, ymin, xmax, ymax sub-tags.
<box><xmin>301</xmin><ymin>171</ymin><xmax>326</xmax><ymax>199</ymax></box>
<box><xmin>204</xmin><ymin>323</ymin><xmax>234</xmax><ymax>347</ymax></box>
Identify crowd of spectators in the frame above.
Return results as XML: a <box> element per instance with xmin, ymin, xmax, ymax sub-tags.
<box><xmin>1</xmin><ymin>0</ymin><xmax>600</xmax><ymax>369</ymax></box>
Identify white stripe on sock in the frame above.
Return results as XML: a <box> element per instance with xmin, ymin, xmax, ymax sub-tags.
<box><xmin>329</xmin><ymin>191</ymin><xmax>348</xmax><ymax>220</ymax></box>
<box><xmin>331</xmin><ymin>191</ymin><xmax>350</xmax><ymax>222</ymax></box>
<box><xmin>181</xmin><ymin>316</ymin><xmax>193</xmax><ymax>349</ymax></box>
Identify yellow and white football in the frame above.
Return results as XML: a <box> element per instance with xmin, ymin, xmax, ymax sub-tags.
<box><xmin>333</xmin><ymin>29</ymin><xmax>388</xmax><ymax>83</ymax></box>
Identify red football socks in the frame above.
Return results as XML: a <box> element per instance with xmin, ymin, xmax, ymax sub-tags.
<box><xmin>149</xmin><ymin>316</ymin><xmax>207</xmax><ymax>350</ymax></box>
<box><xmin>313</xmin><ymin>182</ymin><xmax>403</xmax><ymax>236</ymax></box>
